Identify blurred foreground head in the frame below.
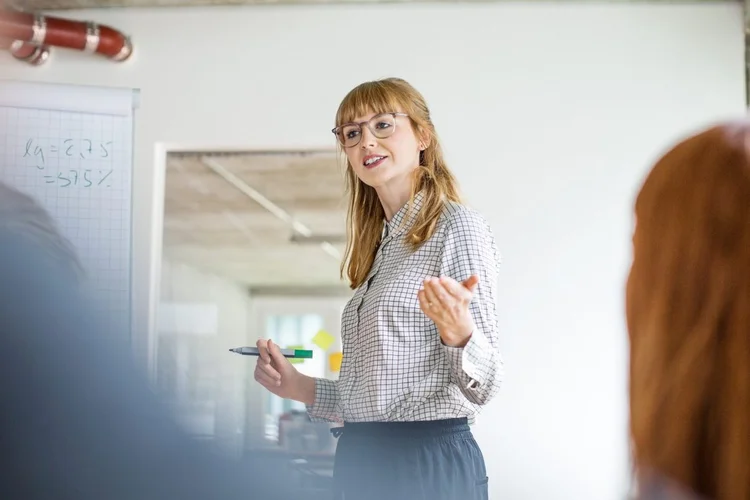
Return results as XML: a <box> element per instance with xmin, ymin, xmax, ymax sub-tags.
<box><xmin>627</xmin><ymin>121</ymin><xmax>750</xmax><ymax>500</ymax></box>
<box><xmin>0</xmin><ymin>182</ymin><xmax>296</xmax><ymax>499</ymax></box>
<box><xmin>0</xmin><ymin>182</ymin><xmax>83</xmax><ymax>278</ymax></box>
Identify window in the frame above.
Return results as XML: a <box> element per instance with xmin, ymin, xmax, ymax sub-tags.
<box><xmin>263</xmin><ymin>313</ymin><xmax>327</xmax><ymax>441</ymax></box>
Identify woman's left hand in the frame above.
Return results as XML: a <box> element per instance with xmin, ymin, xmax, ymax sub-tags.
<box><xmin>418</xmin><ymin>275</ymin><xmax>480</xmax><ymax>347</ymax></box>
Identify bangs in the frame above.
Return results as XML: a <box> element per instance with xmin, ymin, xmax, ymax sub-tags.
<box><xmin>336</xmin><ymin>81</ymin><xmax>409</xmax><ymax>126</ymax></box>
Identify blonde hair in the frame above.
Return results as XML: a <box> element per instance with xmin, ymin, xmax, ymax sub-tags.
<box><xmin>0</xmin><ymin>182</ymin><xmax>84</xmax><ymax>279</ymax></box>
<box><xmin>627</xmin><ymin>122</ymin><xmax>750</xmax><ymax>500</ymax></box>
<box><xmin>335</xmin><ymin>78</ymin><xmax>461</xmax><ymax>288</ymax></box>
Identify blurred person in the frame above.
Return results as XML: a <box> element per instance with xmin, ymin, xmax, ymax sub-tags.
<box><xmin>626</xmin><ymin>121</ymin><xmax>750</xmax><ymax>500</ymax></box>
<box><xmin>253</xmin><ymin>77</ymin><xmax>503</xmax><ymax>500</ymax></box>
<box><xmin>0</xmin><ymin>182</ymin><xmax>296</xmax><ymax>500</ymax></box>
<box><xmin>0</xmin><ymin>181</ymin><xmax>84</xmax><ymax>278</ymax></box>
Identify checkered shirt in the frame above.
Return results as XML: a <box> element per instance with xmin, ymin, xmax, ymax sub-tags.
<box><xmin>307</xmin><ymin>191</ymin><xmax>503</xmax><ymax>423</ymax></box>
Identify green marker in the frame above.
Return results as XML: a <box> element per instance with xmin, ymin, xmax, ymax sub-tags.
<box><xmin>228</xmin><ymin>346</ymin><xmax>313</xmax><ymax>359</ymax></box>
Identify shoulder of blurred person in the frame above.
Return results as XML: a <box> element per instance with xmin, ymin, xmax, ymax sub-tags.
<box><xmin>0</xmin><ymin>202</ymin><xmax>298</xmax><ymax>499</ymax></box>
<box><xmin>636</xmin><ymin>471</ymin><xmax>709</xmax><ymax>500</ymax></box>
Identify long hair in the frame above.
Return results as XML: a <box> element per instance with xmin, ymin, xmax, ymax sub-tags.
<box><xmin>626</xmin><ymin>122</ymin><xmax>750</xmax><ymax>500</ymax></box>
<box><xmin>335</xmin><ymin>78</ymin><xmax>462</xmax><ymax>289</ymax></box>
<box><xmin>0</xmin><ymin>182</ymin><xmax>84</xmax><ymax>280</ymax></box>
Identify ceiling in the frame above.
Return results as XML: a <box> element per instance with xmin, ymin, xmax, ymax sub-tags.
<box><xmin>11</xmin><ymin>0</ymin><xmax>737</xmax><ymax>11</ymax></box>
<box><xmin>8</xmin><ymin>0</ymin><xmax>529</xmax><ymax>9</ymax></box>
<box><xmin>164</xmin><ymin>150</ymin><xmax>352</xmax><ymax>291</ymax></box>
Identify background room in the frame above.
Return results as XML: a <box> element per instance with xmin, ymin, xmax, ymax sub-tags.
<box><xmin>157</xmin><ymin>148</ymin><xmax>350</xmax><ymax>457</ymax></box>
<box><xmin>0</xmin><ymin>0</ymin><xmax>744</xmax><ymax>498</ymax></box>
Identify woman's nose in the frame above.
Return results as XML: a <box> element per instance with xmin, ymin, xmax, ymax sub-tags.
<box><xmin>360</xmin><ymin>127</ymin><xmax>377</xmax><ymax>149</ymax></box>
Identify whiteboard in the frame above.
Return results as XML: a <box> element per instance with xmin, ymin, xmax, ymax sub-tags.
<box><xmin>0</xmin><ymin>80</ymin><xmax>138</xmax><ymax>338</ymax></box>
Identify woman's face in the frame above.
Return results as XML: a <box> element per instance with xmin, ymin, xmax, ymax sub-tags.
<box><xmin>340</xmin><ymin>111</ymin><xmax>423</xmax><ymax>192</ymax></box>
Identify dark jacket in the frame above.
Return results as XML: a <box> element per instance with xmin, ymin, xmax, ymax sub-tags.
<box><xmin>637</xmin><ymin>472</ymin><xmax>707</xmax><ymax>500</ymax></box>
<box><xmin>0</xmin><ymin>230</ymin><xmax>296</xmax><ymax>500</ymax></box>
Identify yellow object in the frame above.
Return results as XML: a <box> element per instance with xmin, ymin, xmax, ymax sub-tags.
<box><xmin>286</xmin><ymin>345</ymin><xmax>305</xmax><ymax>364</ymax></box>
<box><xmin>329</xmin><ymin>352</ymin><xmax>343</xmax><ymax>372</ymax></box>
<box><xmin>312</xmin><ymin>329</ymin><xmax>335</xmax><ymax>351</ymax></box>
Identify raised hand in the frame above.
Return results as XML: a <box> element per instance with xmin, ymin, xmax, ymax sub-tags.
<box><xmin>418</xmin><ymin>275</ymin><xmax>479</xmax><ymax>347</ymax></box>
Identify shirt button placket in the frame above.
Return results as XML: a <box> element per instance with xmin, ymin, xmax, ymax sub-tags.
<box><xmin>352</xmin><ymin>240</ymin><xmax>387</xmax><ymax>380</ymax></box>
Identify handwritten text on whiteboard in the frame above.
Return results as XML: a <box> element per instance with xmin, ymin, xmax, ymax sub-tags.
<box><xmin>23</xmin><ymin>138</ymin><xmax>114</xmax><ymax>188</ymax></box>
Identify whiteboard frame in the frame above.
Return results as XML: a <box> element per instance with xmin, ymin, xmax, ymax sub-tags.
<box><xmin>0</xmin><ymin>79</ymin><xmax>139</xmax><ymax>116</ymax></box>
<box><xmin>0</xmin><ymin>79</ymin><xmax>140</xmax><ymax>344</ymax></box>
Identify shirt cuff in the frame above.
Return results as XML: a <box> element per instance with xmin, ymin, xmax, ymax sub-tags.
<box><xmin>443</xmin><ymin>329</ymin><xmax>492</xmax><ymax>389</ymax></box>
<box><xmin>305</xmin><ymin>378</ymin><xmax>340</xmax><ymax>422</ymax></box>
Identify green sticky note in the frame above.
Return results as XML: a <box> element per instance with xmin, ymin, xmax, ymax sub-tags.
<box><xmin>311</xmin><ymin>329</ymin><xmax>335</xmax><ymax>351</ymax></box>
<box><xmin>286</xmin><ymin>345</ymin><xmax>305</xmax><ymax>364</ymax></box>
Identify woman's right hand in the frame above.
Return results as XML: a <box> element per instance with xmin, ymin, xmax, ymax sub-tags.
<box><xmin>254</xmin><ymin>338</ymin><xmax>312</xmax><ymax>403</ymax></box>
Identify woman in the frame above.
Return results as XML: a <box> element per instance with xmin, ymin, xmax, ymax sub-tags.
<box><xmin>254</xmin><ymin>78</ymin><xmax>503</xmax><ymax>500</ymax></box>
<box><xmin>626</xmin><ymin>121</ymin><xmax>750</xmax><ymax>500</ymax></box>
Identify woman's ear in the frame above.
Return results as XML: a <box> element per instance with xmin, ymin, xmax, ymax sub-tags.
<box><xmin>418</xmin><ymin>130</ymin><xmax>431</xmax><ymax>151</ymax></box>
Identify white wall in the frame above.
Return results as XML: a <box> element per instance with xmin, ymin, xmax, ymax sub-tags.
<box><xmin>1</xmin><ymin>3</ymin><xmax>744</xmax><ymax>498</ymax></box>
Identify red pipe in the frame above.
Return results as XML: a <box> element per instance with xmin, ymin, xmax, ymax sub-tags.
<box><xmin>0</xmin><ymin>10</ymin><xmax>132</xmax><ymax>64</ymax></box>
<box><xmin>0</xmin><ymin>36</ymin><xmax>49</xmax><ymax>65</ymax></box>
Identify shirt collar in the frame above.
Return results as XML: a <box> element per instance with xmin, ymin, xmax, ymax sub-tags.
<box><xmin>383</xmin><ymin>190</ymin><xmax>425</xmax><ymax>239</ymax></box>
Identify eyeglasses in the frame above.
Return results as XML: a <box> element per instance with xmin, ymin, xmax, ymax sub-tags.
<box><xmin>332</xmin><ymin>112</ymin><xmax>409</xmax><ymax>148</ymax></box>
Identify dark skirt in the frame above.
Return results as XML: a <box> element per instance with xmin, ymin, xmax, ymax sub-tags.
<box><xmin>332</xmin><ymin>418</ymin><xmax>489</xmax><ymax>500</ymax></box>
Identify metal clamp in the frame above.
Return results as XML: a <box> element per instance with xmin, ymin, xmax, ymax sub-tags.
<box><xmin>10</xmin><ymin>40</ymin><xmax>50</xmax><ymax>66</ymax></box>
<box><xmin>111</xmin><ymin>36</ymin><xmax>133</xmax><ymax>62</ymax></box>
<box><xmin>31</xmin><ymin>14</ymin><xmax>47</xmax><ymax>45</ymax></box>
<box><xmin>84</xmin><ymin>21</ymin><xmax>100</xmax><ymax>53</ymax></box>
